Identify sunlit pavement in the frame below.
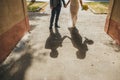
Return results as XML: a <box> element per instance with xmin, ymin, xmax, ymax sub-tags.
<box><xmin>0</xmin><ymin>2</ymin><xmax>120</xmax><ymax>80</ymax></box>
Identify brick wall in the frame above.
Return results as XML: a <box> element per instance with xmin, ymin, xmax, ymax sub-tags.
<box><xmin>105</xmin><ymin>0</ymin><xmax>120</xmax><ymax>44</ymax></box>
<box><xmin>0</xmin><ymin>0</ymin><xmax>29</xmax><ymax>63</ymax></box>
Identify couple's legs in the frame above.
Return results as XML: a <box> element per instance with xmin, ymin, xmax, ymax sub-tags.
<box><xmin>50</xmin><ymin>5</ymin><xmax>61</xmax><ymax>28</ymax></box>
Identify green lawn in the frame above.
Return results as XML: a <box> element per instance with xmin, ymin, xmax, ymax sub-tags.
<box><xmin>85</xmin><ymin>2</ymin><xmax>109</xmax><ymax>14</ymax></box>
<box><xmin>27</xmin><ymin>2</ymin><xmax>47</xmax><ymax>12</ymax></box>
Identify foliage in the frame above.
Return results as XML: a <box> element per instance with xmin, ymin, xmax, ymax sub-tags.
<box><xmin>27</xmin><ymin>2</ymin><xmax>46</xmax><ymax>12</ymax></box>
<box><xmin>85</xmin><ymin>2</ymin><xmax>109</xmax><ymax>14</ymax></box>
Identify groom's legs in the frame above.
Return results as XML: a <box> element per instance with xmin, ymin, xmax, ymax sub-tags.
<box><xmin>55</xmin><ymin>5</ymin><xmax>61</xmax><ymax>27</ymax></box>
<box><xmin>50</xmin><ymin>8</ymin><xmax>56</xmax><ymax>29</ymax></box>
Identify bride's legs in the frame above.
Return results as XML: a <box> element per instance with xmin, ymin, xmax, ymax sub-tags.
<box><xmin>70</xmin><ymin>5</ymin><xmax>79</xmax><ymax>28</ymax></box>
<box><xmin>72</xmin><ymin>14</ymin><xmax>77</xmax><ymax>27</ymax></box>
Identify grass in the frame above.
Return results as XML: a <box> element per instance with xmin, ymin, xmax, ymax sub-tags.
<box><xmin>27</xmin><ymin>2</ymin><xmax>47</xmax><ymax>12</ymax></box>
<box><xmin>85</xmin><ymin>2</ymin><xmax>109</xmax><ymax>14</ymax></box>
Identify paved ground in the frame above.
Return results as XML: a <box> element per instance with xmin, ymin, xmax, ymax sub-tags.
<box><xmin>0</xmin><ymin>3</ymin><xmax>120</xmax><ymax>80</ymax></box>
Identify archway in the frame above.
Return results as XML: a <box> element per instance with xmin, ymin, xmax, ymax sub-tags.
<box><xmin>0</xmin><ymin>0</ymin><xmax>120</xmax><ymax>63</ymax></box>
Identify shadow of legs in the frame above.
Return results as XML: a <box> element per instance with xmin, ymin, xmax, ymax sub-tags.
<box><xmin>50</xmin><ymin>48</ymin><xmax>58</xmax><ymax>58</ymax></box>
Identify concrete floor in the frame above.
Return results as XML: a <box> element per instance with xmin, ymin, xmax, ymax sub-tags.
<box><xmin>0</xmin><ymin>3</ymin><xmax>120</xmax><ymax>80</ymax></box>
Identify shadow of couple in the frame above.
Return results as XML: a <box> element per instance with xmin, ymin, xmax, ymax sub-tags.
<box><xmin>45</xmin><ymin>27</ymin><xmax>94</xmax><ymax>59</ymax></box>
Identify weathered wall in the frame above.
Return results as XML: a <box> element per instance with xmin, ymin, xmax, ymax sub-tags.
<box><xmin>0</xmin><ymin>0</ymin><xmax>29</xmax><ymax>63</ymax></box>
<box><xmin>105</xmin><ymin>0</ymin><xmax>120</xmax><ymax>44</ymax></box>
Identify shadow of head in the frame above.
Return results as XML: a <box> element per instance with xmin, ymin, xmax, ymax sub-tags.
<box><xmin>50</xmin><ymin>49</ymin><xmax>58</xmax><ymax>58</ymax></box>
<box><xmin>76</xmin><ymin>50</ymin><xmax>86</xmax><ymax>59</ymax></box>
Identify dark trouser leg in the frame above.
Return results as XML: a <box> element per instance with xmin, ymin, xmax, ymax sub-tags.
<box><xmin>50</xmin><ymin>8</ymin><xmax>56</xmax><ymax>28</ymax></box>
<box><xmin>55</xmin><ymin>5</ymin><xmax>61</xmax><ymax>26</ymax></box>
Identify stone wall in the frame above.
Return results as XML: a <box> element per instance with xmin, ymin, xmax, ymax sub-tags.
<box><xmin>0</xmin><ymin>0</ymin><xmax>29</xmax><ymax>63</ymax></box>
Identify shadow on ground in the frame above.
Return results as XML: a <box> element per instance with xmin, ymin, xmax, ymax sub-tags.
<box><xmin>13</xmin><ymin>41</ymin><xmax>27</xmax><ymax>53</ymax></box>
<box><xmin>68</xmin><ymin>27</ymin><xmax>94</xmax><ymax>59</ymax></box>
<box><xmin>28</xmin><ymin>12</ymin><xmax>49</xmax><ymax>20</ymax></box>
<box><xmin>29</xmin><ymin>24</ymin><xmax>37</xmax><ymax>31</ymax></box>
<box><xmin>0</xmin><ymin>42</ymin><xmax>35</xmax><ymax>80</ymax></box>
<box><xmin>105</xmin><ymin>40</ymin><xmax>120</xmax><ymax>52</ymax></box>
<box><xmin>0</xmin><ymin>39</ymin><xmax>50</xmax><ymax>80</ymax></box>
<box><xmin>0</xmin><ymin>53</ymin><xmax>32</xmax><ymax>80</ymax></box>
<box><xmin>45</xmin><ymin>28</ymin><xmax>67</xmax><ymax>58</ymax></box>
